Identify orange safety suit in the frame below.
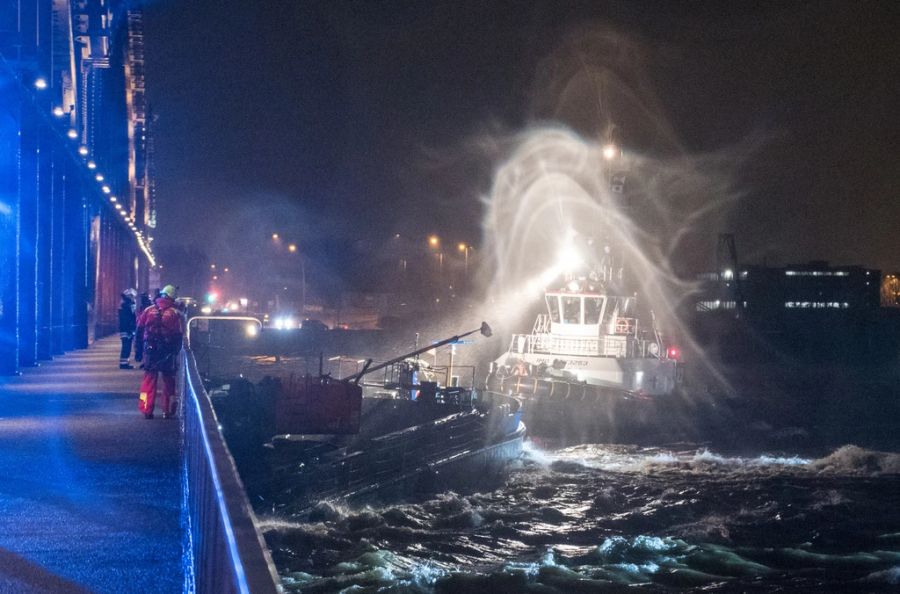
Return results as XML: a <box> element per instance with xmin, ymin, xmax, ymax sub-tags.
<box><xmin>136</xmin><ymin>296</ymin><xmax>183</xmax><ymax>418</ymax></box>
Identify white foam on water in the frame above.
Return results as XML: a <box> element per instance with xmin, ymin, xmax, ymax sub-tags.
<box><xmin>689</xmin><ymin>448</ymin><xmax>811</xmax><ymax>468</ymax></box>
<box><xmin>406</xmin><ymin>562</ymin><xmax>448</xmax><ymax>587</ymax></box>
<box><xmin>612</xmin><ymin>561</ymin><xmax>661</xmax><ymax>576</ymax></box>
<box><xmin>756</xmin><ymin>454</ymin><xmax>810</xmax><ymax>466</ymax></box>
<box><xmin>256</xmin><ymin>517</ymin><xmax>332</xmax><ymax>538</ymax></box>
<box><xmin>864</xmin><ymin>565</ymin><xmax>900</xmax><ymax>585</ymax></box>
<box><xmin>536</xmin><ymin>444</ymin><xmax>815</xmax><ymax>475</ymax></box>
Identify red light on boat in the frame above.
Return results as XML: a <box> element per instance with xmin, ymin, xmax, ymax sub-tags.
<box><xmin>667</xmin><ymin>347</ymin><xmax>680</xmax><ymax>360</ymax></box>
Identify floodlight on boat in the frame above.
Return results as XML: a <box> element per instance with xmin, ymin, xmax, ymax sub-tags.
<box><xmin>602</xmin><ymin>143</ymin><xmax>618</xmax><ymax>160</ymax></box>
<box><xmin>557</xmin><ymin>245</ymin><xmax>584</xmax><ymax>273</ymax></box>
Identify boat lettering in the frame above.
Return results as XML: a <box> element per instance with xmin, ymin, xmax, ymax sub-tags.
<box><xmin>530</xmin><ymin>357</ymin><xmax>588</xmax><ymax>368</ymax></box>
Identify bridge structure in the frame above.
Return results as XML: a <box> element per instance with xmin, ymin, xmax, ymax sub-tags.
<box><xmin>1</xmin><ymin>2</ymin><xmax>282</xmax><ymax>592</ymax></box>
<box><xmin>1</xmin><ymin>0</ymin><xmax>157</xmax><ymax>375</ymax></box>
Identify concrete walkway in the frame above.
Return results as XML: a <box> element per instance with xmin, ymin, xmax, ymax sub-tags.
<box><xmin>0</xmin><ymin>337</ymin><xmax>184</xmax><ymax>593</ymax></box>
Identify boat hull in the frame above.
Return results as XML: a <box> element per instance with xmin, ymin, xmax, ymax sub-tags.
<box><xmin>345</xmin><ymin>423</ymin><xmax>526</xmax><ymax>504</ymax></box>
<box><xmin>486</xmin><ymin>371</ymin><xmax>691</xmax><ymax>444</ymax></box>
<box><xmin>493</xmin><ymin>351</ymin><xmax>678</xmax><ymax>395</ymax></box>
<box><xmin>253</xmin><ymin>393</ymin><xmax>525</xmax><ymax>513</ymax></box>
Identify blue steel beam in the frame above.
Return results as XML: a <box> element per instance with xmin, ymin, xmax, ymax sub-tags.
<box><xmin>0</xmin><ymin>0</ymin><xmax>155</xmax><ymax>373</ymax></box>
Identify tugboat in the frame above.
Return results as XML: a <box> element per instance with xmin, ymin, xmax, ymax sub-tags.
<box><xmin>485</xmin><ymin>253</ymin><xmax>682</xmax><ymax>442</ymax></box>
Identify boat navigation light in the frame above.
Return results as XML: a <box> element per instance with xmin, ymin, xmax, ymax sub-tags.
<box><xmin>667</xmin><ymin>346</ymin><xmax>681</xmax><ymax>360</ymax></box>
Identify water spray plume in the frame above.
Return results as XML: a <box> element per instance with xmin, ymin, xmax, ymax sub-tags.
<box><xmin>467</xmin><ymin>28</ymin><xmax>756</xmax><ymax>396</ymax></box>
<box><xmin>399</xmin><ymin>27</ymin><xmax>754</xmax><ymax>400</ymax></box>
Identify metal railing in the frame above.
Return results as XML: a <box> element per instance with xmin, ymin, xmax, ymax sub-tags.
<box><xmin>515</xmin><ymin>332</ymin><xmax>655</xmax><ymax>358</ymax></box>
<box><xmin>180</xmin><ymin>347</ymin><xmax>282</xmax><ymax>594</ymax></box>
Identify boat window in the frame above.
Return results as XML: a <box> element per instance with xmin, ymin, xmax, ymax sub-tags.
<box><xmin>546</xmin><ymin>295</ymin><xmax>560</xmax><ymax>323</ymax></box>
<box><xmin>584</xmin><ymin>297</ymin><xmax>603</xmax><ymax>324</ymax></box>
<box><xmin>562</xmin><ymin>296</ymin><xmax>581</xmax><ymax>324</ymax></box>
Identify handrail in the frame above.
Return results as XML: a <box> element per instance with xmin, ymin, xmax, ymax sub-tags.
<box><xmin>180</xmin><ymin>347</ymin><xmax>282</xmax><ymax>593</ymax></box>
<box><xmin>186</xmin><ymin>316</ymin><xmax>262</xmax><ymax>347</ymax></box>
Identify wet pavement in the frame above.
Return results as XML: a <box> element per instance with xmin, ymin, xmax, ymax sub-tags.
<box><xmin>0</xmin><ymin>337</ymin><xmax>184</xmax><ymax>593</ymax></box>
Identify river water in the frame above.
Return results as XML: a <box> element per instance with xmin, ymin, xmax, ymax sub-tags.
<box><xmin>202</xmin><ymin>343</ymin><xmax>900</xmax><ymax>592</ymax></box>
<box><xmin>260</xmin><ymin>441</ymin><xmax>900</xmax><ymax>592</ymax></box>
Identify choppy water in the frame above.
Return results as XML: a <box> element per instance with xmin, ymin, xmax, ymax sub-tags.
<box><xmin>260</xmin><ymin>442</ymin><xmax>900</xmax><ymax>593</ymax></box>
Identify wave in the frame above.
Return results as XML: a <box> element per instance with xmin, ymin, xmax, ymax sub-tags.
<box><xmin>530</xmin><ymin>443</ymin><xmax>900</xmax><ymax>477</ymax></box>
<box><xmin>279</xmin><ymin>546</ymin><xmax>450</xmax><ymax>592</ymax></box>
<box><xmin>864</xmin><ymin>565</ymin><xmax>900</xmax><ymax>585</ymax></box>
<box><xmin>809</xmin><ymin>445</ymin><xmax>900</xmax><ymax>476</ymax></box>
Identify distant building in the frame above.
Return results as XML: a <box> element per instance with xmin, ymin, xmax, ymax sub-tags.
<box><xmin>691</xmin><ymin>261</ymin><xmax>895</xmax><ymax>364</ymax></box>
<box><xmin>696</xmin><ymin>261</ymin><xmax>881</xmax><ymax>316</ymax></box>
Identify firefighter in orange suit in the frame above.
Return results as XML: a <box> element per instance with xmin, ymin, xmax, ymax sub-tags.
<box><xmin>136</xmin><ymin>285</ymin><xmax>183</xmax><ymax>419</ymax></box>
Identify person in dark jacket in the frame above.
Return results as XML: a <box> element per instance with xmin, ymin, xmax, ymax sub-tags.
<box><xmin>118</xmin><ymin>289</ymin><xmax>137</xmax><ymax>369</ymax></box>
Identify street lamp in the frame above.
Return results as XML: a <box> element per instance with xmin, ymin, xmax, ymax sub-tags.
<box><xmin>295</xmin><ymin>250</ymin><xmax>306</xmax><ymax>316</ymax></box>
<box><xmin>277</xmin><ymin>242</ymin><xmax>306</xmax><ymax>316</ymax></box>
<box><xmin>428</xmin><ymin>235</ymin><xmax>443</xmax><ymax>275</ymax></box>
<box><xmin>458</xmin><ymin>243</ymin><xmax>471</xmax><ymax>278</ymax></box>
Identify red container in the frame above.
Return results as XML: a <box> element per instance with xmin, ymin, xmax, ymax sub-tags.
<box><xmin>275</xmin><ymin>376</ymin><xmax>362</xmax><ymax>435</ymax></box>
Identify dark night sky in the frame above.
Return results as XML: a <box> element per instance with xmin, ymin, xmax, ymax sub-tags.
<box><xmin>144</xmin><ymin>0</ymin><xmax>900</xmax><ymax>283</ymax></box>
